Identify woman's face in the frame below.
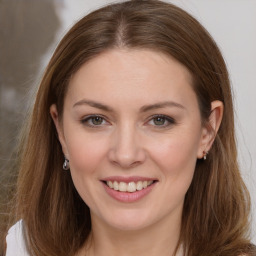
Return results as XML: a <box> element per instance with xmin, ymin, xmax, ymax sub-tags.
<box><xmin>51</xmin><ymin>49</ymin><xmax>211</xmax><ymax>231</ymax></box>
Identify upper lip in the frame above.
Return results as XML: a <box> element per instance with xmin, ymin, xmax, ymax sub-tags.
<box><xmin>101</xmin><ymin>176</ymin><xmax>158</xmax><ymax>183</ymax></box>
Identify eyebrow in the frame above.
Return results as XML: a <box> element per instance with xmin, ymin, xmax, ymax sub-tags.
<box><xmin>73</xmin><ymin>99</ymin><xmax>114</xmax><ymax>112</ymax></box>
<box><xmin>140</xmin><ymin>101</ymin><xmax>185</xmax><ymax>112</ymax></box>
<box><xmin>73</xmin><ymin>99</ymin><xmax>185</xmax><ymax>112</ymax></box>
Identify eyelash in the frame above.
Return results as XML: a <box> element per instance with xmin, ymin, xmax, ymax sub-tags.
<box><xmin>80</xmin><ymin>114</ymin><xmax>176</xmax><ymax>128</ymax></box>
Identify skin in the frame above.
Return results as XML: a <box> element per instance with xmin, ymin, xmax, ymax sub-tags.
<box><xmin>50</xmin><ymin>49</ymin><xmax>223</xmax><ymax>256</ymax></box>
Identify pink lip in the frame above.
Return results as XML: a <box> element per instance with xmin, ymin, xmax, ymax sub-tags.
<box><xmin>102</xmin><ymin>179</ymin><xmax>157</xmax><ymax>203</ymax></box>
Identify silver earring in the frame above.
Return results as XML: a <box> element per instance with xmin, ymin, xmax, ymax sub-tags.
<box><xmin>63</xmin><ymin>157</ymin><xmax>70</xmax><ymax>170</ymax></box>
<box><xmin>203</xmin><ymin>151</ymin><xmax>208</xmax><ymax>160</ymax></box>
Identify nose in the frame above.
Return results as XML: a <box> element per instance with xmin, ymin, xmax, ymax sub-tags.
<box><xmin>108</xmin><ymin>123</ymin><xmax>146</xmax><ymax>169</ymax></box>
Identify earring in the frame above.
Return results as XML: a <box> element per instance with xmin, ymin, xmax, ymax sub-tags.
<box><xmin>203</xmin><ymin>151</ymin><xmax>208</xmax><ymax>160</ymax></box>
<box><xmin>63</xmin><ymin>157</ymin><xmax>70</xmax><ymax>170</ymax></box>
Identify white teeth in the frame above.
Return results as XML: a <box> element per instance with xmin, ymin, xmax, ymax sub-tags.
<box><xmin>136</xmin><ymin>181</ymin><xmax>143</xmax><ymax>191</ymax></box>
<box><xmin>127</xmin><ymin>182</ymin><xmax>136</xmax><ymax>192</ymax></box>
<box><xmin>106</xmin><ymin>180</ymin><xmax>154</xmax><ymax>192</ymax></box>
<box><xmin>113</xmin><ymin>181</ymin><xmax>119</xmax><ymax>190</ymax></box>
<box><xmin>119</xmin><ymin>182</ymin><xmax>127</xmax><ymax>192</ymax></box>
<box><xmin>107</xmin><ymin>181</ymin><xmax>113</xmax><ymax>188</ymax></box>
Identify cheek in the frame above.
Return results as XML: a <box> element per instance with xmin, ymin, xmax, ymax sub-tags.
<box><xmin>149</xmin><ymin>132</ymin><xmax>201</xmax><ymax>210</ymax></box>
<box><xmin>65</xmin><ymin>133</ymin><xmax>110</xmax><ymax>207</ymax></box>
<box><xmin>65</xmin><ymin>131</ymin><xmax>108</xmax><ymax>177</ymax></box>
<box><xmin>150</xmin><ymin>130</ymin><xmax>201</xmax><ymax>179</ymax></box>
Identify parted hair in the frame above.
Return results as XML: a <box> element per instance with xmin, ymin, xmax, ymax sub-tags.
<box><xmin>5</xmin><ymin>1</ymin><xmax>255</xmax><ymax>255</ymax></box>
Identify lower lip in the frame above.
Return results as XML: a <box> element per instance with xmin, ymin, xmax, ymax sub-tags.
<box><xmin>102</xmin><ymin>182</ymin><xmax>156</xmax><ymax>203</ymax></box>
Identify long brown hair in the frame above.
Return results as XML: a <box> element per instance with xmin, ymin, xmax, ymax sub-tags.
<box><xmin>5</xmin><ymin>1</ymin><xmax>255</xmax><ymax>255</ymax></box>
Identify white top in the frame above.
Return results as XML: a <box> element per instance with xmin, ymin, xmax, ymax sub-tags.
<box><xmin>5</xmin><ymin>220</ymin><xmax>29</xmax><ymax>256</ymax></box>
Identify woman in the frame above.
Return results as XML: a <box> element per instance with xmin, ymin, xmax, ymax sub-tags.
<box><xmin>4</xmin><ymin>0</ymin><xmax>255</xmax><ymax>255</ymax></box>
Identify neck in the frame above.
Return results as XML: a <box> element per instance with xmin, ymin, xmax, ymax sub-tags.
<box><xmin>82</xmin><ymin>209</ymin><xmax>182</xmax><ymax>256</ymax></box>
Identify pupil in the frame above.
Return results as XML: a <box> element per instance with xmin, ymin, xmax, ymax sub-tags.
<box><xmin>92</xmin><ymin>116</ymin><xmax>103</xmax><ymax>125</ymax></box>
<box><xmin>154</xmin><ymin>117</ymin><xmax>165</xmax><ymax>125</ymax></box>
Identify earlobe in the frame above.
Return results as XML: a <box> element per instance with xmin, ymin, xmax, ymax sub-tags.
<box><xmin>197</xmin><ymin>100</ymin><xmax>224</xmax><ymax>159</ymax></box>
<box><xmin>50</xmin><ymin>104</ymin><xmax>69</xmax><ymax>157</ymax></box>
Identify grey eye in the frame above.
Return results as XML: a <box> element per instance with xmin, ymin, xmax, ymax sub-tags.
<box><xmin>153</xmin><ymin>116</ymin><xmax>167</xmax><ymax>125</ymax></box>
<box><xmin>91</xmin><ymin>116</ymin><xmax>104</xmax><ymax>125</ymax></box>
<box><xmin>148</xmin><ymin>115</ymin><xmax>175</xmax><ymax>128</ymax></box>
<box><xmin>81</xmin><ymin>115</ymin><xmax>107</xmax><ymax>127</ymax></box>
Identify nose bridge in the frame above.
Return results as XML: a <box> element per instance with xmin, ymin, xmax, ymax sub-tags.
<box><xmin>108</xmin><ymin>121</ymin><xmax>146</xmax><ymax>168</ymax></box>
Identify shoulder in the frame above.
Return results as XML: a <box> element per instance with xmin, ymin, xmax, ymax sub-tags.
<box><xmin>5</xmin><ymin>220</ymin><xmax>30</xmax><ymax>256</ymax></box>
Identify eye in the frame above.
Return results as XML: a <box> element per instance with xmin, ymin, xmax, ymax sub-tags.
<box><xmin>81</xmin><ymin>115</ymin><xmax>108</xmax><ymax>127</ymax></box>
<box><xmin>148</xmin><ymin>115</ymin><xmax>175</xmax><ymax>127</ymax></box>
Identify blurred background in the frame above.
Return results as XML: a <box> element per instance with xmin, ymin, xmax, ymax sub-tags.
<box><xmin>0</xmin><ymin>0</ymin><xmax>255</xmax><ymax>246</ymax></box>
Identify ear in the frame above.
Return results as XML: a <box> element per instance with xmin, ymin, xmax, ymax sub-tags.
<box><xmin>197</xmin><ymin>100</ymin><xmax>224</xmax><ymax>159</ymax></box>
<box><xmin>50</xmin><ymin>104</ymin><xmax>69</xmax><ymax>158</ymax></box>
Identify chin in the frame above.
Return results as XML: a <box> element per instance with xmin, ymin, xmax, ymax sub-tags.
<box><xmin>101</xmin><ymin>208</ymin><xmax>159</xmax><ymax>231</ymax></box>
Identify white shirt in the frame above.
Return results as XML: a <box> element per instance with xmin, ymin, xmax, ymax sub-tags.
<box><xmin>5</xmin><ymin>220</ymin><xmax>29</xmax><ymax>256</ymax></box>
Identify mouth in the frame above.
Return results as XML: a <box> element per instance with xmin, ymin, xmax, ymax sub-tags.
<box><xmin>102</xmin><ymin>180</ymin><xmax>157</xmax><ymax>193</ymax></box>
<box><xmin>101</xmin><ymin>177</ymin><xmax>158</xmax><ymax>203</ymax></box>
<box><xmin>102</xmin><ymin>177</ymin><xmax>158</xmax><ymax>193</ymax></box>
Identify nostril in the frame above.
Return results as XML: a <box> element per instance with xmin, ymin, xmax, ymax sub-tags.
<box><xmin>107</xmin><ymin>142</ymin><xmax>147</xmax><ymax>168</ymax></box>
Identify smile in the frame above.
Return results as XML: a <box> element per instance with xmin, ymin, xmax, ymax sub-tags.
<box><xmin>101</xmin><ymin>177</ymin><xmax>158</xmax><ymax>202</ymax></box>
<box><xmin>106</xmin><ymin>180</ymin><xmax>154</xmax><ymax>192</ymax></box>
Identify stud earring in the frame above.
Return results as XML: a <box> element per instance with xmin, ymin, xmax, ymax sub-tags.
<box><xmin>63</xmin><ymin>157</ymin><xmax>70</xmax><ymax>170</ymax></box>
<box><xmin>203</xmin><ymin>151</ymin><xmax>208</xmax><ymax>160</ymax></box>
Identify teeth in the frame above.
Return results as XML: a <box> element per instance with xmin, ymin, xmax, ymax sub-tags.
<box><xmin>136</xmin><ymin>181</ymin><xmax>143</xmax><ymax>191</ymax></box>
<box><xmin>113</xmin><ymin>181</ymin><xmax>119</xmax><ymax>190</ymax></box>
<box><xmin>107</xmin><ymin>181</ymin><xmax>113</xmax><ymax>189</ymax></box>
<box><xmin>148</xmin><ymin>181</ymin><xmax>153</xmax><ymax>186</ymax></box>
<box><xmin>127</xmin><ymin>182</ymin><xmax>136</xmax><ymax>192</ymax></box>
<box><xmin>106</xmin><ymin>180</ymin><xmax>154</xmax><ymax>192</ymax></box>
<box><xmin>119</xmin><ymin>182</ymin><xmax>127</xmax><ymax>192</ymax></box>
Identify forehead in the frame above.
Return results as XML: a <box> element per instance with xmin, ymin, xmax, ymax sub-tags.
<box><xmin>66</xmin><ymin>49</ymin><xmax>196</xmax><ymax>109</ymax></box>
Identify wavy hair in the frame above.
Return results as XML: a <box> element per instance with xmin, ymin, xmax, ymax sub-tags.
<box><xmin>5</xmin><ymin>1</ymin><xmax>255</xmax><ymax>255</ymax></box>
